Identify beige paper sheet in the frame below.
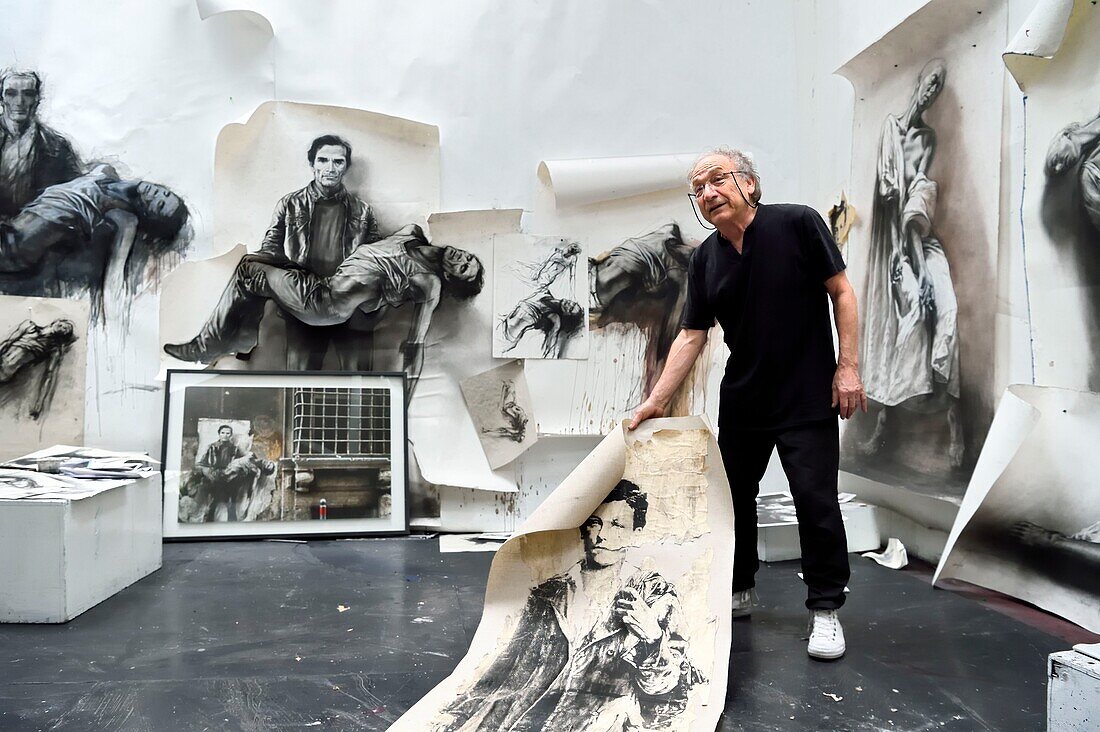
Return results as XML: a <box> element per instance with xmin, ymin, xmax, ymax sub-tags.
<box><xmin>0</xmin><ymin>296</ymin><xmax>90</xmax><ymax>461</ymax></box>
<box><xmin>459</xmin><ymin>360</ymin><xmax>539</xmax><ymax>470</ymax></box>
<box><xmin>391</xmin><ymin>416</ymin><xmax>733</xmax><ymax>731</ymax></box>
<box><xmin>213</xmin><ymin>101</ymin><xmax>440</xmax><ymax>256</ymax></box>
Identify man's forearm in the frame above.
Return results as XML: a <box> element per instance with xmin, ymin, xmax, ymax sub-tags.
<box><xmin>833</xmin><ymin>290</ymin><xmax>859</xmax><ymax>368</ymax></box>
<box><xmin>646</xmin><ymin>329</ymin><xmax>708</xmax><ymax>408</ymax></box>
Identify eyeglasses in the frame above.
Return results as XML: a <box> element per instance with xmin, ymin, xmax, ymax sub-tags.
<box><xmin>690</xmin><ymin>170</ymin><xmax>745</xmax><ymax>198</ymax></box>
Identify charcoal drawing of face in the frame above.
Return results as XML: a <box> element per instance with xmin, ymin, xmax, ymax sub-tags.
<box><xmin>1</xmin><ymin>73</ymin><xmax>40</xmax><ymax>127</ymax></box>
<box><xmin>311</xmin><ymin>143</ymin><xmax>349</xmax><ymax>193</ymax></box>
<box><xmin>581</xmin><ymin>479</ymin><xmax>648</xmax><ymax>570</ymax></box>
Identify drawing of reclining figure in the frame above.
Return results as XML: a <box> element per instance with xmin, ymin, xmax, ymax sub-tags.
<box><xmin>498</xmin><ymin>289</ymin><xmax>584</xmax><ymax>359</ymax></box>
<box><xmin>481</xmin><ymin>379</ymin><xmax>528</xmax><ymax>443</ymax></box>
<box><xmin>589</xmin><ymin>222</ymin><xmax>695</xmax><ymax>396</ymax></box>
<box><xmin>1008</xmin><ymin>520</ymin><xmax>1100</xmax><ymax>595</ymax></box>
<box><xmin>0</xmin><ymin>163</ymin><xmax>189</xmax><ymax>316</ymax></box>
<box><xmin>0</xmin><ymin>317</ymin><xmax>76</xmax><ymax>420</ymax></box>
<box><xmin>438</xmin><ymin>479</ymin><xmax>704</xmax><ymax>732</ymax></box>
<box><xmin>1046</xmin><ymin>106</ymin><xmax>1100</xmax><ymax>232</ymax></box>
<box><xmin>512</xmin><ymin>240</ymin><xmax>582</xmax><ymax>290</ymax></box>
<box><xmin>164</xmin><ymin>225</ymin><xmax>484</xmax><ymax>393</ymax></box>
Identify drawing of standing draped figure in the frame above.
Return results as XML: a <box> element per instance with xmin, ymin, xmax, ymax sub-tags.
<box><xmin>857</xmin><ymin>59</ymin><xmax>963</xmax><ymax>467</ymax></box>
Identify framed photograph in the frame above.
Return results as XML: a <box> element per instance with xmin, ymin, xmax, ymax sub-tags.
<box><xmin>162</xmin><ymin>370</ymin><xmax>407</xmax><ymax>539</ymax></box>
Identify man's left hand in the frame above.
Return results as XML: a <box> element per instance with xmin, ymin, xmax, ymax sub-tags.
<box><xmin>832</xmin><ymin>363</ymin><xmax>868</xmax><ymax>420</ymax></box>
<box><xmin>614</xmin><ymin>589</ymin><xmax>663</xmax><ymax>644</ymax></box>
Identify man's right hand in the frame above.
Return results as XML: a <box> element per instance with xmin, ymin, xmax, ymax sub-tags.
<box><xmin>628</xmin><ymin>399</ymin><xmax>666</xmax><ymax>431</ymax></box>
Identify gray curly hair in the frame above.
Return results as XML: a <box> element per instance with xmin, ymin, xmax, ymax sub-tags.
<box><xmin>690</xmin><ymin>146</ymin><xmax>762</xmax><ymax>204</ymax></box>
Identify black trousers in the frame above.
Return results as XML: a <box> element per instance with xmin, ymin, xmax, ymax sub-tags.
<box><xmin>284</xmin><ymin>316</ymin><xmax>372</xmax><ymax>371</ymax></box>
<box><xmin>717</xmin><ymin>418</ymin><xmax>849</xmax><ymax>610</ymax></box>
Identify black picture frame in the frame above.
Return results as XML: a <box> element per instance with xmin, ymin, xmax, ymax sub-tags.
<box><xmin>161</xmin><ymin>369</ymin><xmax>409</xmax><ymax>539</ymax></box>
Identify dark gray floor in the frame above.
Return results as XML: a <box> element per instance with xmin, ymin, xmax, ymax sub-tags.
<box><xmin>0</xmin><ymin>537</ymin><xmax>1081</xmax><ymax>731</ymax></box>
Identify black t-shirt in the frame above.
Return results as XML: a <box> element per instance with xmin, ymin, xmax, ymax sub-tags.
<box><xmin>680</xmin><ymin>203</ymin><xmax>845</xmax><ymax>430</ymax></box>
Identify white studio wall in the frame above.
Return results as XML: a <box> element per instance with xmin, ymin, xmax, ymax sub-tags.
<box><xmin>3</xmin><ymin>0</ymin><xmax>1082</xmax><ymax>545</ymax></box>
<box><xmin>0</xmin><ymin>0</ymin><xmax>806</xmax><ymax>476</ymax></box>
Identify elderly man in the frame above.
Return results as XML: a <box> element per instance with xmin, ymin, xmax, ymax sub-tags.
<box><xmin>0</xmin><ymin>68</ymin><xmax>82</xmax><ymax>218</ymax></box>
<box><xmin>630</xmin><ymin>147</ymin><xmax>866</xmax><ymax>660</ymax></box>
<box><xmin>259</xmin><ymin>134</ymin><xmax>381</xmax><ymax>370</ymax></box>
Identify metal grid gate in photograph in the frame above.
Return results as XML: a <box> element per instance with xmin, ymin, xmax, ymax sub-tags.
<box><xmin>290</xmin><ymin>387</ymin><xmax>391</xmax><ymax>463</ymax></box>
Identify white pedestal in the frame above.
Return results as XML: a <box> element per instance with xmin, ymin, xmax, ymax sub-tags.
<box><xmin>758</xmin><ymin>500</ymin><xmax>881</xmax><ymax>562</ymax></box>
<box><xmin>0</xmin><ymin>473</ymin><xmax>163</xmax><ymax>623</ymax></box>
<box><xmin>1049</xmin><ymin>648</ymin><xmax>1100</xmax><ymax>731</ymax></box>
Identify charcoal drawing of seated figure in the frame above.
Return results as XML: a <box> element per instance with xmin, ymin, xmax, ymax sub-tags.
<box><xmin>180</xmin><ymin>424</ymin><xmax>275</xmax><ymax>523</ymax></box>
<box><xmin>163</xmin><ymin>224</ymin><xmax>484</xmax><ymax>397</ymax></box>
<box><xmin>437</xmin><ymin>479</ymin><xmax>705</xmax><ymax>732</ymax></box>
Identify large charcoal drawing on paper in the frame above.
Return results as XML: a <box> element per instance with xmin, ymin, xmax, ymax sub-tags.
<box><xmin>837</xmin><ymin>0</ymin><xmax>1004</xmax><ymax>495</ymax></box>
<box><xmin>438</xmin><ymin>480</ymin><xmax>704</xmax><ymax>731</ymax></box>
<box><xmin>0</xmin><ymin>68</ymin><xmax>191</xmax><ymax>321</ymax></box>
<box><xmin>459</xmin><ymin>360</ymin><xmax>538</xmax><ymax>470</ymax></box>
<box><xmin>852</xmin><ymin>60</ymin><xmax>963</xmax><ymax>467</ymax></box>
<box><xmin>589</xmin><ymin>223</ymin><xmax>695</xmax><ymax>397</ymax></box>
<box><xmin>164</xmin><ymin>223</ymin><xmax>484</xmax><ymax>396</ymax></box>
<box><xmin>391</xmin><ymin>418</ymin><xmax>733</xmax><ymax>732</ymax></box>
<box><xmin>162</xmin><ymin>104</ymin><xmax>485</xmax><ymax>405</ymax></box>
<box><xmin>494</xmin><ymin>236</ymin><xmax>586</xmax><ymax>359</ymax></box>
<box><xmin>1042</xmin><ymin>106</ymin><xmax>1100</xmax><ymax>388</ymax></box>
<box><xmin>0</xmin><ymin>295</ymin><xmax>88</xmax><ymax>461</ymax></box>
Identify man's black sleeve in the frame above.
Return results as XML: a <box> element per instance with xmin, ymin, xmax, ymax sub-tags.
<box><xmin>679</xmin><ymin>246</ymin><xmax>715</xmax><ymax>330</ymax></box>
<box><xmin>800</xmin><ymin>206</ymin><xmax>846</xmax><ymax>281</ymax></box>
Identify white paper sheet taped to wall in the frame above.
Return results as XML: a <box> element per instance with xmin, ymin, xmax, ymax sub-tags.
<box><xmin>392</xmin><ymin>416</ymin><xmax>733</xmax><ymax>731</ymax></box>
<box><xmin>538</xmin><ymin>153</ymin><xmax>700</xmax><ymax>209</ymax></box>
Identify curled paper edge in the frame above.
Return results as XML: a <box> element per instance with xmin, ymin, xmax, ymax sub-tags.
<box><xmin>1002</xmin><ymin>0</ymin><xmax>1074</xmax><ymax>91</ymax></box>
<box><xmin>195</xmin><ymin>0</ymin><xmax>275</xmax><ymax>37</ymax></box>
<box><xmin>538</xmin><ymin>153</ymin><xmax>699</xmax><ymax>209</ymax></box>
<box><xmin>932</xmin><ymin>386</ymin><xmax>1042</xmax><ymax>585</ymax></box>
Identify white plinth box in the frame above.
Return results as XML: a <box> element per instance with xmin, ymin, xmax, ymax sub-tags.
<box><xmin>1048</xmin><ymin>649</ymin><xmax>1100</xmax><ymax>732</ymax></box>
<box><xmin>758</xmin><ymin>501</ymin><xmax>880</xmax><ymax>562</ymax></box>
<box><xmin>0</xmin><ymin>474</ymin><xmax>163</xmax><ymax>623</ymax></box>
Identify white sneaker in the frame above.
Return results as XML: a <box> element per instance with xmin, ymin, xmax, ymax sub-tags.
<box><xmin>732</xmin><ymin>589</ymin><xmax>758</xmax><ymax>618</ymax></box>
<box><xmin>807</xmin><ymin>609</ymin><xmax>846</xmax><ymax>659</ymax></box>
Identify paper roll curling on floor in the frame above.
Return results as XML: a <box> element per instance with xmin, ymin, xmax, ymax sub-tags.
<box><xmin>392</xmin><ymin>416</ymin><xmax>734</xmax><ymax>731</ymax></box>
